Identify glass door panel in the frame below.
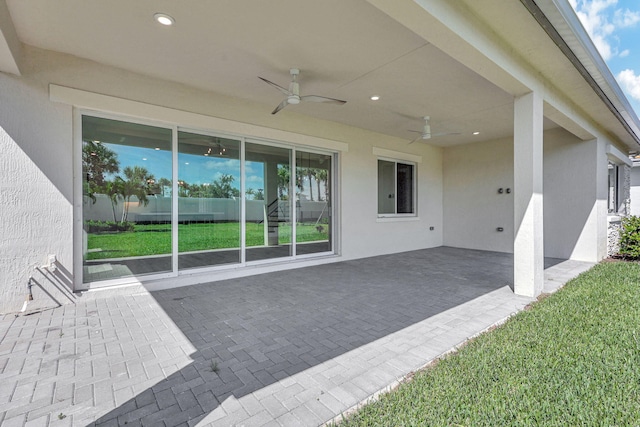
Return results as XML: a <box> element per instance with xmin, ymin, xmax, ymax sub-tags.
<box><xmin>82</xmin><ymin>116</ymin><xmax>172</xmax><ymax>283</ymax></box>
<box><xmin>245</xmin><ymin>142</ymin><xmax>292</xmax><ymax>262</ymax></box>
<box><xmin>295</xmin><ymin>151</ymin><xmax>332</xmax><ymax>255</ymax></box>
<box><xmin>177</xmin><ymin>131</ymin><xmax>241</xmax><ymax>269</ymax></box>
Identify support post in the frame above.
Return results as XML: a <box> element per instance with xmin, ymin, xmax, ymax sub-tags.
<box><xmin>513</xmin><ymin>91</ymin><xmax>544</xmax><ymax>297</ymax></box>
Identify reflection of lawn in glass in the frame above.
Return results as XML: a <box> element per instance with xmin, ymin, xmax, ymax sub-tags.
<box><xmin>86</xmin><ymin>222</ymin><xmax>329</xmax><ymax>260</ymax></box>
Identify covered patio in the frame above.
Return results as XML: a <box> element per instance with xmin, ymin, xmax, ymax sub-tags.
<box><xmin>0</xmin><ymin>248</ymin><xmax>593</xmax><ymax>426</ymax></box>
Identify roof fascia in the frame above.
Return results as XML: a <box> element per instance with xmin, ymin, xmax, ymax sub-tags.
<box><xmin>521</xmin><ymin>0</ymin><xmax>640</xmax><ymax>148</ymax></box>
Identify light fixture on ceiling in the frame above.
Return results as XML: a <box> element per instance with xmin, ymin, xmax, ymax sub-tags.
<box><xmin>473</xmin><ymin>131</ymin><xmax>480</xmax><ymax>135</ymax></box>
<box><xmin>370</xmin><ymin>95</ymin><xmax>380</xmax><ymax>101</ymax></box>
<box><xmin>155</xmin><ymin>147</ymin><xmax>160</xmax><ymax>150</ymax></box>
<box><xmin>154</xmin><ymin>13</ymin><xmax>175</xmax><ymax>26</ymax></box>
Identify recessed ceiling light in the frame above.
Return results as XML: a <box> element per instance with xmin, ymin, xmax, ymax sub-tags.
<box><xmin>142</xmin><ymin>157</ymin><xmax>147</xmax><ymax>161</ymax></box>
<box><xmin>185</xmin><ymin>162</ymin><xmax>189</xmax><ymax>165</ymax></box>
<box><xmin>370</xmin><ymin>95</ymin><xmax>380</xmax><ymax>101</ymax></box>
<box><xmin>473</xmin><ymin>131</ymin><xmax>480</xmax><ymax>135</ymax></box>
<box><xmin>154</xmin><ymin>13</ymin><xmax>175</xmax><ymax>26</ymax></box>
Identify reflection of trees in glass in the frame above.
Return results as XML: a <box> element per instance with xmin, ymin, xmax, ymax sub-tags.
<box><xmin>316</xmin><ymin>169</ymin><xmax>328</xmax><ymax>201</ymax></box>
<box><xmin>121</xmin><ymin>166</ymin><xmax>154</xmax><ymax>222</ymax></box>
<box><xmin>103</xmin><ymin>178</ymin><xmax>124</xmax><ymax>222</ymax></box>
<box><xmin>307</xmin><ymin>168</ymin><xmax>316</xmax><ymax>201</ymax></box>
<box><xmin>246</xmin><ymin>188</ymin><xmax>264</xmax><ymax>200</ymax></box>
<box><xmin>278</xmin><ymin>165</ymin><xmax>291</xmax><ymax>200</ymax></box>
<box><xmin>82</xmin><ymin>141</ymin><xmax>119</xmax><ymax>202</ymax></box>
<box><xmin>176</xmin><ymin>174</ymin><xmax>241</xmax><ymax>199</ymax></box>
<box><xmin>210</xmin><ymin>174</ymin><xmax>240</xmax><ymax>199</ymax></box>
<box><xmin>294</xmin><ymin>167</ymin><xmax>329</xmax><ymax>202</ymax></box>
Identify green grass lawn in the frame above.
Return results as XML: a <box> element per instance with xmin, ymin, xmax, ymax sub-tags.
<box><xmin>338</xmin><ymin>261</ymin><xmax>640</xmax><ymax>426</ymax></box>
<box><xmin>86</xmin><ymin>222</ymin><xmax>329</xmax><ymax>259</ymax></box>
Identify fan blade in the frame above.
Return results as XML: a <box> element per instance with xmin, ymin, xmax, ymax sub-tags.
<box><xmin>271</xmin><ymin>99</ymin><xmax>289</xmax><ymax>115</ymax></box>
<box><xmin>408</xmin><ymin>135</ymin><xmax>424</xmax><ymax>144</ymax></box>
<box><xmin>407</xmin><ymin>130</ymin><xmax>423</xmax><ymax>134</ymax></box>
<box><xmin>431</xmin><ymin>132</ymin><xmax>461</xmax><ymax>137</ymax></box>
<box><xmin>259</xmin><ymin>77</ymin><xmax>292</xmax><ymax>96</ymax></box>
<box><xmin>301</xmin><ymin>95</ymin><xmax>346</xmax><ymax>105</ymax></box>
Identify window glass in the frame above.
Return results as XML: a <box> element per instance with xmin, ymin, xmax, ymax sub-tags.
<box><xmin>378</xmin><ymin>159</ymin><xmax>415</xmax><ymax>216</ymax></box>
<box><xmin>608</xmin><ymin>162</ymin><xmax>620</xmax><ymax>214</ymax></box>
<box><xmin>397</xmin><ymin>162</ymin><xmax>414</xmax><ymax>214</ymax></box>
<box><xmin>177</xmin><ymin>131</ymin><xmax>241</xmax><ymax>269</ymax></box>
<box><xmin>244</xmin><ymin>142</ymin><xmax>292</xmax><ymax>261</ymax></box>
<box><xmin>378</xmin><ymin>160</ymin><xmax>395</xmax><ymax>214</ymax></box>
<box><xmin>296</xmin><ymin>151</ymin><xmax>332</xmax><ymax>255</ymax></box>
<box><xmin>82</xmin><ymin>116</ymin><xmax>172</xmax><ymax>282</ymax></box>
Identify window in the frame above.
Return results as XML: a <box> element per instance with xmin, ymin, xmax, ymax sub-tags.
<box><xmin>378</xmin><ymin>159</ymin><xmax>415</xmax><ymax>216</ymax></box>
<box><xmin>608</xmin><ymin>161</ymin><xmax>621</xmax><ymax>214</ymax></box>
<box><xmin>81</xmin><ymin>114</ymin><xmax>336</xmax><ymax>284</ymax></box>
<box><xmin>82</xmin><ymin>116</ymin><xmax>173</xmax><ymax>283</ymax></box>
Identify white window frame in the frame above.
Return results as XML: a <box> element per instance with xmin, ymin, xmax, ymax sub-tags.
<box><xmin>75</xmin><ymin>109</ymin><xmax>339</xmax><ymax>289</ymax></box>
<box><xmin>608</xmin><ymin>161</ymin><xmax>620</xmax><ymax>214</ymax></box>
<box><xmin>377</xmin><ymin>157</ymin><xmax>417</xmax><ymax>218</ymax></box>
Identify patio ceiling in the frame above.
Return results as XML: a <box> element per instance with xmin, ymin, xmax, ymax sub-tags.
<box><xmin>2</xmin><ymin>0</ymin><xmax>626</xmax><ymax>148</ymax></box>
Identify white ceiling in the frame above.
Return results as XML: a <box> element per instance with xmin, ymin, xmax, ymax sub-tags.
<box><xmin>6</xmin><ymin>0</ymin><xmax>563</xmax><ymax>146</ymax></box>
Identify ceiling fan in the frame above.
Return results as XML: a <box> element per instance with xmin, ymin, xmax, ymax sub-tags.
<box><xmin>408</xmin><ymin>116</ymin><xmax>460</xmax><ymax>143</ymax></box>
<box><xmin>258</xmin><ymin>68</ymin><xmax>347</xmax><ymax>115</ymax></box>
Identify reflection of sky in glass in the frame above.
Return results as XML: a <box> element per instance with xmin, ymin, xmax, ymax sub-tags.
<box><xmin>102</xmin><ymin>143</ymin><xmax>265</xmax><ymax>190</ymax></box>
<box><xmin>102</xmin><ymin>143</ymin><xmax>171</xmax><ymax>181</ymax></box>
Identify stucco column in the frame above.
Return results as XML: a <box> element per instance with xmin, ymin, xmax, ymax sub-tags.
<box><xmin>513</xmin><ymin>91</ymin><xmax>544</xmax><ymax>297</ymax></box>
<box><xmin>595</xmin><ymin>139</ymin><xmax>609</xmax><ymax>260</ymax></box>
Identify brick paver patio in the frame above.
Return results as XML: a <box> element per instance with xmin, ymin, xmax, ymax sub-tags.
<box><xmin>0</xmin><ymin>247</ymin><xmax>593</xmax><ymax>426</ymax></box>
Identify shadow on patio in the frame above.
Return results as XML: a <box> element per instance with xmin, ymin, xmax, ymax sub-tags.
<box><xmin>91</xmin><ymin>247</ymin><xmax>564</xmax><ymax>426</ymax></box>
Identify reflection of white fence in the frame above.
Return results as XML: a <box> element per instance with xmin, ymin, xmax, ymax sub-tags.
<box><xmin>83</xmin><ymin>195</ymin><xmax>329</xmax><ymax>223</ymax></box>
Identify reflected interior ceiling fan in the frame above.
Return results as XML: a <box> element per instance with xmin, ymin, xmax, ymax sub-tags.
<box><xmin>408</xmin><ymin>116</ymin><xmax>460</xmax><ymax>143</ymax></box>
<box><xmin>258</xmin><ymin>68</ymin><xmax>347</xmax><ymax>115</ymax></box>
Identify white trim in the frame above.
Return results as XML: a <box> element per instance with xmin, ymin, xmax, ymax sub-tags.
<box><xmin>292</xmin><ymin>148</ymin><xmax>297</xmax><ymax>258</ymax></box>
<box><xmin>171</xmin><ymin>126</ymin><xmax>179</xmax><ymax>273</ymax></box>
<box><xmin>372</xmin><ymin>147</ymin><xmax>422</xmax><ymax>163</ymax></box>
<box><xmin>376</xmin><ymin>216</ymin><xmax>421</xmax><ymax>222</ymax></box>
<box><xmin>240</xmin><ymin>137</ymin><xmax>247</xmax><ymax>265</ymax></box>
<box><xmin>606</xmin><ymin>143</ymin><xmax>632</xmax><ymax>166</ymax></box>
<box><xmin>50</xmin><ymin>84</ymin><xmax>349</xmax><ymax>152</ymax></box>
<box><xmin>72</xmin><ymin>109</ymin><xmax>84</xmax><ymax>290</ymax></box>
<box><xmin>376</xmin><ymin>157</ymin><xmax>418</xmax><ymax>218</ymax></box>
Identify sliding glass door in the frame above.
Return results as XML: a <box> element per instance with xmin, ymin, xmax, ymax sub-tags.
<box><xmin>81</xmin><ymin>114</ymin><xmax>335</xmax><ymax>285</ymax></box>
<box><xmin>82</xmin><ymin>116</ymin><xmax>172</xmax><ymax>283</ymax></box>
<box><xmin>178</xmin><ymin>131</ymin><xmax>241</xmax><ymax>270</ymax></box>
<box><xmin>244</xmin><ymin>142</ymin><xmax>293</xmax><ymax>262</ymax></box>
<box><xmin>295</xmin><ymin>150</ymin><xmax>332</xmax><ymax>255</ymax></box>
